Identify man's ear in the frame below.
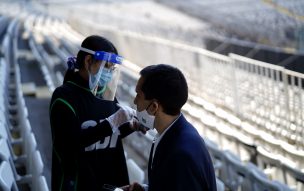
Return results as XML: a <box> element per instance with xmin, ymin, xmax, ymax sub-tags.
<box><xmin>151</xmin><ymin>101</ymin><xmax>160</xmax><ymax>114</ymax></box>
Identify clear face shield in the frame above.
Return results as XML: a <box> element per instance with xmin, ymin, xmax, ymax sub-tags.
<box><xmin>80</xmin><ymin>47</ymin><xmax>123</xmax><ymax>101</ymax></box>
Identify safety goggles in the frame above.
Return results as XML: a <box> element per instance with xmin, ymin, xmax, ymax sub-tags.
<box><xmin>80</xmin><ymin>47</ymin><xmax>123</xmax><ymax>65</ymax></box>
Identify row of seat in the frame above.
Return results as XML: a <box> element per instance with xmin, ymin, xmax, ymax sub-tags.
<box><xmin>205</xmin><ymin>138</ymin><xmax>294</xmax><ymax>191</ymax></box>
<box><xmin>183</xmin><ymin>95</ymin><xmax>304</xmax><ymax>190</ymax></box>
<box><xmin>157</xmin><ymin>0</ymin><xmax>303</xmax><ymax>48</ymax></box>
<box><xmin>0</xmin><ymin>15</ymin><xmax>49</xmax><ymax>191</ymax></box>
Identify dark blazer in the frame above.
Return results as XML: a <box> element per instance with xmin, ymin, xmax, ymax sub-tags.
<box><xmin>148</xmin><ymin>114</ymin><xmax>217</xmax><ymax>191</ymax></box>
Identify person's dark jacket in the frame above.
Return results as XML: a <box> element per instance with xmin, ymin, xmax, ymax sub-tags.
<box><xmin>49</xmin><ymin>72</ymin><xmax>133</xmax><ymax>191</ymax></box>
<box><xmin>148</xmin><ymin>114</ymin><xmax>217</xmax><ymax>191</ymax></box>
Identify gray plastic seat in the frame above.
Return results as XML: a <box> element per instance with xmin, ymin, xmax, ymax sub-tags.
<box><xmin>224</xmin><ymin>150</ymin><xmax>252</xmax><ymax>191</ymax></box>
<box><xmin>0</xmin><ymin>161</ymin><xmax>19</xmax><ymax>191</ymax></box>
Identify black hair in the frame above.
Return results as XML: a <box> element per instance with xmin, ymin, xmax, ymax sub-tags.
<box><xmin>139</xmin><ymin>64</ymin><xmax>188</xmax><ymax>115</ymax></box>
<box><xmin>64</xmin><ymin>35</ymin><xmax>118</xmax><ymax>83</ymax></box>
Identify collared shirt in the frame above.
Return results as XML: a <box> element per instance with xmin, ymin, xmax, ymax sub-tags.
<box><xmin>151</xmin><ymin>114</ymin><xmax>181</xmax><ymax>163</ymax></box>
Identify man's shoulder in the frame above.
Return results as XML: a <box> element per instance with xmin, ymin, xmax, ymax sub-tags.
<box><xmin>172</xmin><ymin>119</ymin><xmax>207</xmax><ymax>152</ymax></box>
<box><xmin>176</xmin><ymin>116</ymin><xmax>202</xmax><ymax>140</ymax></box>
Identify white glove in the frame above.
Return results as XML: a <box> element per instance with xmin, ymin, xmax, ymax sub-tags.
<box><xmin>116</xmin><ymin>104</ymin><xmax>136</xmax><ymax>120</ymax></box>
<box><xmin>129</xmin><ymin>118</ymin><xmax>148</xmax><ymax>134</ymax></box>
<box><xmin>106</xmin><ymin>104</ymin><xmax>136</xmax><ymax>132</ymax></box>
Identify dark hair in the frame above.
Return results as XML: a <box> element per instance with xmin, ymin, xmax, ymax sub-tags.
<box><xmin>64</xmin><ymin>35</ymin><xmax>118</xmax><ymax>83</ymax></box>
<box><xmin>140</xmin><ymin>64</ymin><xmax>188</xmax><ymax>115</ymax></box>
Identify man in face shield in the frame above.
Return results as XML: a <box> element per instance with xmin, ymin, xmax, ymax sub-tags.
<box><xmin>50</xmin><ymin>35</ymin><xmax>143</xmax><ymax>191</ymax></box>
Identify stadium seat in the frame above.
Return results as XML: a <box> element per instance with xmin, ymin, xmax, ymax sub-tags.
<box><xmin>0</xmin><ymin>121</ymin><xmax>8</xmax><ymax>139</ymax></box>
<box><xmin>0</xmin><ymin>161</ymin><xmax>19</xmax><ymax>191</ymax></box>
<box><xmin>282</xmin><ymin>162</ymin><xmax>304</xmax><ymax>191</ymax></box>
<box><xmin>250</xmin><ymin>166</ymin><xmax>284</xmax><ymax>191</ymax></box>
<box><xmin>256</xmin><ymin>146</ymin><xmax>284</xmax><ymax>181</ymax></box>
<box><xmin>0</xmin><ymin>138</ymin><xmax>20</xmax><ymax>180</ymax></box>
<box><xmin>34</xmin><ymin>176</ymin><xmax>49</xmax><ymax>191</ymax></box>
<box><xmin>30</xmin><ymin>151</ymin><xmax>45</xmax><ymax>191</ymax></box>
<box><xmin>14</xmin><ymin>132</ymin><xmax>37</xmax><ymax>164</ymax></box>
<box><xmin>204</xmin><ymin>139</ymin><xmax>228</xmax><ymax>184</ymax></box>
<box><xmin>224</xmin><ymin>150</ymin><xmax>252</xmax><ymax>191</ymax></box>
<box><xmin>216</xmin><ymin>177</ymin><xmax>225</xmax><ymax>191</ymax></box>
<box><xmin>0</xmin><ymin>135</ymin><xmax>38</xmax><ymax>186</ymax></box>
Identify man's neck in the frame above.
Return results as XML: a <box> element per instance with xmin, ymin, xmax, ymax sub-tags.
<box><xmin>155</xmin><ymin>113</ymin><xmax>180</xmax><ymax>135</ymax></box>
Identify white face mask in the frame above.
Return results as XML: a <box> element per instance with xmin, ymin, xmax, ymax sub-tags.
<box><xmin>136</xmin><ymin>107</ymin><xmax>155</xmax><ymax>130</ymax></box>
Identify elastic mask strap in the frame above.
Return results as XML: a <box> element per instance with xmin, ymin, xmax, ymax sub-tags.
<box><xmin>146</xmin><ymin>101</ymin><xmax>155</xmax><ymax>113</ymax></box>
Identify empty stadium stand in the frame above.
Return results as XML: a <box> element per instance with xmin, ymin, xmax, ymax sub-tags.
<box><xmin>157</xmin><ymin>0</ymin><xmax>304</xmax><ymax>74</ymax></box>
<box><xmin>0</xmin><ymin>0</ymin><xmax>303</xmax><ymax>191</ymax></box>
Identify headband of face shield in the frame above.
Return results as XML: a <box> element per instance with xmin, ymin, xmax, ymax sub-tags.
<box><xmin>80</xmin><ymin>47</ymin><xmax>123</xmax><ymax>65</ymax></box>
<box><xmin>80</xmin><ymin>47</ymin><xmax>122</xmax><ymax>101</ymax></box>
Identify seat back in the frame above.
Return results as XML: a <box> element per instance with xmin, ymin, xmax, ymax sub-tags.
<box><xmin>205</xmin><ymin>139</ymin><xmax>228</xmax><ymax>184</ymax></box>
<box><xmin>250</xmin><ymin>168</ymin><xmax>282</xmax><ymax>191</ymax></box>
<box><xmin>216</xmin><ymin>177</ymin><xmax>225</xmax><ymax>191</ymax></box>
<box><xmin>0</xmin><ymin>161</ymin><xmax>18</xmax><ymax>191</ymax></box>
<box><xmin>28</xmin><ymin>150</ymin><xmax>44</xmax><ymax>191</ymax></box>
<box><xmin>35</xmin><ymin>176</ymin><xmax>49</xmax><ymax>191</ymax></box>
<box><xmin>0</xmin><ymin>139</ymin><xmax>19</xmax><ymax>179</ymax></box>
<box><xmin>224</xmin><ymin>151</ymin><xmax>252</xmax><ymax>191</ymax></box>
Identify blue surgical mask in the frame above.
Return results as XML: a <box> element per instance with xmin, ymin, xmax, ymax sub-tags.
<box><xmin>98</xmin><ymin>68</ymin><xmax>113</xmax><ymax>87</ymax></box>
